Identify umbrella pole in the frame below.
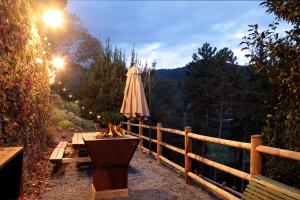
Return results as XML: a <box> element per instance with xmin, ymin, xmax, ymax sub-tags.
<box><xmin>127</xmin><ymin>118</ymin><xmax>131</xmax><ymax>133</ymax></box>
<box><xmin>148</xmin><ymin>67</ymin><xmax>153</xmax><ymax>155</ymax></box>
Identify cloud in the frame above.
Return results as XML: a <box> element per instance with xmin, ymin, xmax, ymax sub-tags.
<box><xmin>212</xmin><ymin>21</ymin><xmax>236</xmax><ymax>32</ymax></box>
<box><xmin>67</xmin><ymin>1</ymin><xmax>290</xmax><ymax>69</ymax></box>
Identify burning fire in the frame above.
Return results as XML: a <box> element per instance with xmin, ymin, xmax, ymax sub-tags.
<box><xmin>96</xmin><ymin>122</ymin><xmax>127</xmax><ymax>138</ymax></box>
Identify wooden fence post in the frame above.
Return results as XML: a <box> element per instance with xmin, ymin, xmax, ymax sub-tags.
<box><xmin>185</xmin><ymin>126</ymin><xmax>192</xmax><ymax>184</ymax></box>
<box><xmin>138</xmin><ymin>121</ymin><xmax>143</xmax><ymax>151</ymax></box>
<box><xmin>250</xmin><ymin>135</ymin><xmax>262</xmax><ymax>177</ymax></box>
<box><xmin>127</xmin><ymin>119</ymin><xmax>131</xmax><ymax>133</ymax></box>
<box><xmin>157</xmin><ymin>123</ymin><xmax>162</xmax><ymax>165</ymax></box>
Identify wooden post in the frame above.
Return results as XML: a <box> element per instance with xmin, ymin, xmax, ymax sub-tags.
<box><xmin>156</xmin><ymin>123</ymin><xmax>162</xmax><ymax>165</ymax></box>
<box><xmin>127</xmin><ymin>119</ymin><xmax>131</xmax><ymax>133</ymax></box>
<box><xmin>250</xmin><ymin>135</ymin><xmax>262</xmax><ymax>177</ymax></box>
<box><xmin>185</xmin><ymin>126</ymin><xmax>192</xmax><ymax>184</ymax></box>
<box><xmin>138</xmin><ymin>121</ymin><xmax>143</xmax><ymax>151</ymax></box>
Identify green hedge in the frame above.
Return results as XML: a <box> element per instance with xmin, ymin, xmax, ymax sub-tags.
<box><xmin>0</xmin><ymin>0</ymin><xmax>50</xmax><ymax>171</ymax></box>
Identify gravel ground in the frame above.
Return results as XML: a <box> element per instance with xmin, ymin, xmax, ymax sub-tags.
<box><xmin>42</xmin><ymin>151</ymin><xmax>219</xmax><ymax>200</ymax></box>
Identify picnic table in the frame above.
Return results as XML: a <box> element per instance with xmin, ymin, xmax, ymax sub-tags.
<box><xmin>72</xmin><ymin>132</ymin><xmax>98</xmax><ymax>149</ymax></box>
<box><xmin>49</xmin><ymin>132</ymin><xmax>100</xmax><ymax>174</ymax></box>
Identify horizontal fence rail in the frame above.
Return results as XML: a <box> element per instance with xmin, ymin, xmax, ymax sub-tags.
<box><xmin>121</xmin><ymin>121</ymin><xmax>300</xmax><ymax>200</ymax></box>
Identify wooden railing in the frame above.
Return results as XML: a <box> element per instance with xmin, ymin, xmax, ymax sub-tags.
<box><xmin>122</xmin><ymin>121</ymin><xmax>300</xmax><ymax>200</ymax></box>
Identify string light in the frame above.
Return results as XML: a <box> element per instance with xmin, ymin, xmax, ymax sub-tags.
<box><xmin>35</xmin><ymin>57</ymin><xmax>43</xmax><ymax>64</ymax></box>
<box><xmin>43</xmin><ymin>9</ymin><xmax>64</xmax><ymax>28</ymax></box>
<box><xmin>41</xmin><ymin>9</ymin><xmax>103</xmax><ymax>123</ymax></box>
<box><xmin>52</xmin><ymin>57</ymin><xmax>64</xmax><ymax>69</ymax></box>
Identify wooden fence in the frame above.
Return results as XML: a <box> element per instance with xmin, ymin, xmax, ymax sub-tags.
<box><xmin>122</xmin><ymin>121</ymin><xmax>300</xmax><ymax>200</ymax></box>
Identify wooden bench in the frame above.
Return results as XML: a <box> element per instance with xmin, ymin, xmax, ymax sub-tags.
<box><xmin>241</xmin><ymin>175</ymin><xmax>300</xmax><ymax>200</ymax></box>
<box><xmin>49</xmin><ymin>141</ymin><xmax>67</xmax><ymax>163</ymax></box>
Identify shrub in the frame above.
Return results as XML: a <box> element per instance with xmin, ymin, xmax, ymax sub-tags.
<box><xmin>0</xmin><ymin>0</ymin><xmax>50</xmax><ymax>171</ymax></box>
<box><xmin>50</xmin><ymin>94</ymin><xmax>65</xmax><ymax>110</ymax></box>
<box><xmin>50</xmin><ymin>109</ymin><xmax>67</xmax><ymax>123</ymax></box>
<box><xmin>82</xmin><ymin>119</ymin><xmax>96</xmax><ymax>132</ymax></box>
<box><xmin>65</xmin><ymin>102</ymin><xmax>81</xmax><ymax>117</ymax></box>
<box><xmin>57</xmin><ymin>119</ymin><xmax>74</xmax><ymax>130</ymax></box>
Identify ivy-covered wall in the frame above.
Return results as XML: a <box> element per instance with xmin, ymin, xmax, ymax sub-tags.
<box><xmin>0</xmin><ymin>0</ymin><xmax>50</xmax><ymax>170</ymax></box>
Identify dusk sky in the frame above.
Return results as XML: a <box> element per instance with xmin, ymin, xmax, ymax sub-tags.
<box><xmin>67</xmin><ymin>1</ymin><xmax>289</xmax><ymax>69</ymax></box>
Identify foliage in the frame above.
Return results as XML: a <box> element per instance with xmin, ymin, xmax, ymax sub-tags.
<box><xmin>0</xmin><ymin>0</ymin><xmax>50</xmax><ymax>170</ymax></box>
<box><xmin>64</xmin><ymin>102</ymin><xmax>81</xmax><ymax>117</ymax></box>
<box><xmin>242</xmin><ymin>0</ymin><xmax>300</xmax><ymax>187</ymax></box>
<box><xmin>57</xmin><ymin>119</ymin><xmax>74</xmax><ymax>130</ymax></box>
<box><xmin>79</xmin><ymin>40</ymin><xmax>127</xmax><ymax>116</ymax></box>
<box><xmin>50</xmin><ymin>94</ymin><xmax>65</xmax><ymax>110</ymax></box>
<box><xmin>100</xmin><ymin>111</ymin><xmax>124</xmax><ymax>126</ymax></box>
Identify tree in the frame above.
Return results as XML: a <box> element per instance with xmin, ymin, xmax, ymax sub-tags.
<box><xmin>79</xmin><ymin>40</ymin><xmax>127</xmax><ymax>117</ymax></box>
<box><xmin>0</xmin><ymin>0</ymin><xmax>53</xmax><ymax>171</ymax></box>
<box><xmin>184</xmin><ymin>43</ymin><xmax>241</xmax><ymax>181</ymax></box>
<box><xmin>242</xmin><ymin>0</ymin><xmax>300</xmax><ymax>187</ymax></box>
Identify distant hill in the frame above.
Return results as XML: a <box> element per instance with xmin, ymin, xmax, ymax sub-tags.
<box><xmin>154</xmin><ymin>67</ymin><xmax>186</xmax><ymax>80</ymax></box>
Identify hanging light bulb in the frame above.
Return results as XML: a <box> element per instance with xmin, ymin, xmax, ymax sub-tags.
<box><xmin>69</xmin><ymin>94</ymin><xmax>72</xmax><ymax>98</ymax></box>
<box><xmin>52</xmin><ymin>57</ymin><xmax>64</xmax><ymax>70</ymax></box>
<box><xmin>43</xmin><ymin>9</ymin><xmax>64</xmax><ymax>28</ymax></box>
<box><xmin>35</xmin><ymin>57</ymin><xmax>43</xmax><ymax>64</ymax></box>
<box><xmin>89</xmin><ymin>111</ymin><xmax>92</xmax><ymax>115</ymax></box>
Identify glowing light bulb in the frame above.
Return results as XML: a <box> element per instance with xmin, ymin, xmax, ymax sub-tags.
<box><xmin>35</xmin><ymin>57</ymin><xmax>43</xmax><ymax>64</ymax></box>
<box><xmin>75</xmin><ymin>100</ymin><xmax>79</xmax><ymax>104</ymax></box>
<box><xmin>43</xmin><ymin>9</ymin><xmax>64</xmax><ymax>28</ymax></box>
<box><xmin>62</xmin><ymin>88</ymin><xmax>66</xmax><ymax>92</ymax></box>
<box><xmin>52</xmin><ymin>57</ymin><xmax>64</xmax><ymax>69</ymax></box>
<box><xmin>69</xmin><ymin>94</ymin><xmax>72</xmax><ymax>98</ymax></box>
<box><xmin>89</xmin><ymin>111</ymin><xmax>92</xmax><ymax>115</ymax></box>
<box><xmin>82</xmin><ymin>106</ymin><xmax>85</xmax><ymax>110</ymax></box>
<box><xmin>97</xmin><ymin>115</ymin><xmax>100</xmax><ymax>119</ymax></box>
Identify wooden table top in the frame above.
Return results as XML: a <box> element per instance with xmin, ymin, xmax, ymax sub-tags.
<box><xmin>72</xmin><ymin>132</ymin><xmax>99</xmax><ymax>146</ymax></box>
<box><xmin>0</xmin><ymin>147</ymin><xmax>23</xmax><ymax>169</ymax></box>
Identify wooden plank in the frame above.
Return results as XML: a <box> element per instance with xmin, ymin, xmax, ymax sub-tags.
<box><xmin>255</xmin><ymin>175</ymin><xmax>300</xmax><ymax>195</ymax></box>
<box><xmin>188</xmin><ymin>132</ymin><xmax>251</xmax><ymax>150</ymax></box>
<box><xmin>92</xmin><ymin>186</ymin><xmax>128</xmax><ymax>199</ymax></box>
<box><xmin>252</xmin><ymin>177</ymin><xmax>300</xmax><ymax>199</ymax></box>
<box><xmin>160</xmin><ymin>141</ymin><xmax>184</xmax><ymax>155</ymax></box>
<box><xmin>243</xmin><ymin>191</ymin><xmax>255</xmax><ymax>200</ymax></box>
<box><xmin>245</xmin><ymin>187</ymin><xmax>271</xmax><ymax>200</ymax></box>
<box><xmin>159</xmin><ymin>127</ymin><xmax>185</xmax><ymax>136</ymax></box>
<box><xmin>251</xmin><ymin>182</ymin><xmax>294</xmax><ymax>200</ymax></box>
<box><xmin>159</xmin><ymin>155</ymin><xmax>185</xmax><ymax>173</ymax></box>
<box><xmin>49</xmin><ymin>148</ymin><xmax>60</xmax><ymax>161</ymax></box>
<box><xmin>62</xmin><ymin>157</ymin><xmax>91</xmax><ymax>164</ymax></box>
<box><xmin>55</xmin><ymin>147</ymin><xmax>65</xmax><ymax>160</ymax></box>
<box><xmin>256</xmin><ymin>145</ymin><xmax>300</xmax><ymax>161</ymax></box>
<box><xmin>0</xmin><ymin>147</ymin><xmax>23</xmax><ymax>169</ymax></box>
<box><xmin>72</xmin><ymin>133</ymin><xmax>78</xmax><ymax>145</ymax></box>
<box><xmin>187</xmin><ymin>172</ymin><xmax>239</xmax><ymax>200</ymax></box>
<box><xmin>188</xmin><ymin>152</ymin><xmax>251</xmax><ymax>181</ymax></box>
<box><xmin>247</xmin><ymin>184</ymin><xmax>283</xmax><ymax>200</ymax></box>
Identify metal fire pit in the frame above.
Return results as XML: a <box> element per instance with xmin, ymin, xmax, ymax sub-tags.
<box><xmin>83</xmin><ymin>134</ymin><xmax>138</xmax><ymax>199</ymax></box>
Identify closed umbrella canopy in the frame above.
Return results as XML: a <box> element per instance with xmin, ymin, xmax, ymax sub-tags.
<box><xmin>120</xmin><ymin>65</ymin><xmax>150</xmax><ymax>118</ymax></box>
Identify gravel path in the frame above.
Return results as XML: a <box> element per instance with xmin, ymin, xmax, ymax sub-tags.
<box><xmin>42</xmin><ymin>151</ymin><xmax>219</xmax><ymax>200</ymax></box>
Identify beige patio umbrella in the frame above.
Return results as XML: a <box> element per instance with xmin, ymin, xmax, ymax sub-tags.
<box><xmin>120</xmin><ymin>65</ymin><xmax>150</xmax><ymax>119</ymax></box>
